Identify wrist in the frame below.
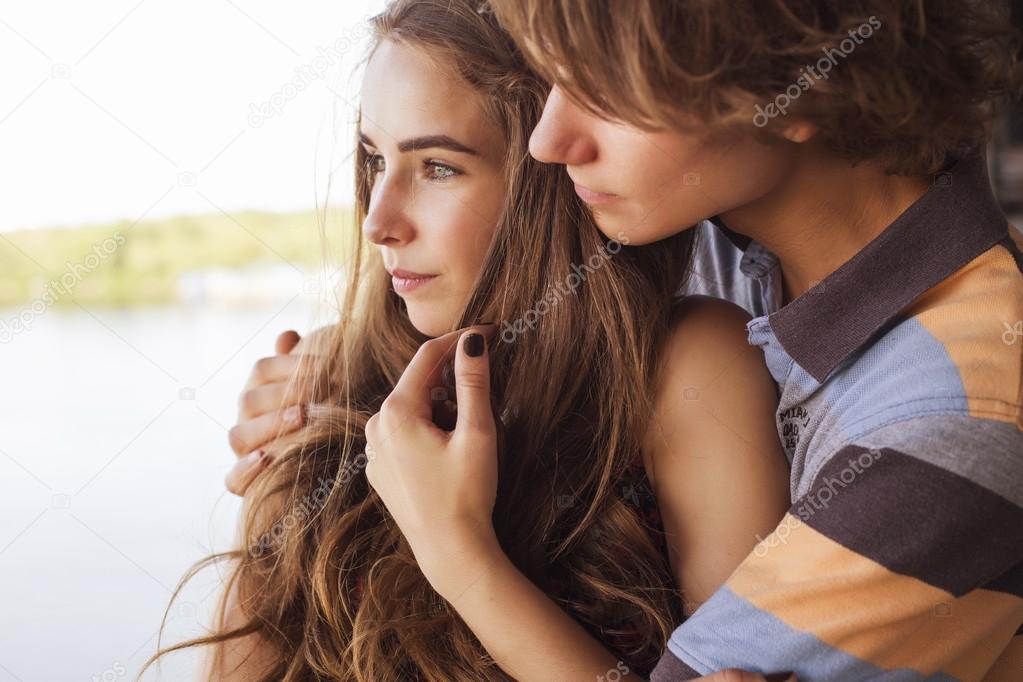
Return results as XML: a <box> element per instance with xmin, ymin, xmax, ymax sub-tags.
<box><xmin>414</xmin><ymin>522</ymin><xmax>504</xmax><ymax>600</ymax></box>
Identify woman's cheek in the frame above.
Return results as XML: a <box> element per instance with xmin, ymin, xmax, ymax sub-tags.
<box><xmin>443</xmin><ymin>213</ymin><xmax>494</xmax><ymax>272</ymax></box>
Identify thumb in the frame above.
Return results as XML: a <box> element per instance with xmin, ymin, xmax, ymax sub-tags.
<box><xmin>275</xmin><ymin>330</ymin><xmax>301</xmax><ymax>355</ymax></box>
<box><xmin>453</xmin><ymin>328</ymin><xmax>495</xmax><ymax>435</ymax></box>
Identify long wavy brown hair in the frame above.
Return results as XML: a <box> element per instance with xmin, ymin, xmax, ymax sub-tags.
<box><xmin>143</xmin><ymin>0</ymin><xmax>694</xmax><ymax>679</ymax></box>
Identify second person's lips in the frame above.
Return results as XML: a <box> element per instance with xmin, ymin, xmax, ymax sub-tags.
<box><xmin>568</xmin><ymin>176</ymin><xmax>620</xmax><ymax>205</ymax></box>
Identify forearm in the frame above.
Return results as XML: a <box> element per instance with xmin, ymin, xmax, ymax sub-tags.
<box><xmin>433</xmin><ymin>536</ymin><xmax>641</xmax><ymax>682</ymax></box>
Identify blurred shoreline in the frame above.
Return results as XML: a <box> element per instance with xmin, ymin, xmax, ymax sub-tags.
<box><xmin>0</xmin><ymin>207</ymin><xmax>355</xmax><ymax>308</ymax></box>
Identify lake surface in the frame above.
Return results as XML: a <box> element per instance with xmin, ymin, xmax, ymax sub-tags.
<box><xmin>0</xmin><ymin>299</ymin><xmax>325</xmax><ymax>681</ymax></box>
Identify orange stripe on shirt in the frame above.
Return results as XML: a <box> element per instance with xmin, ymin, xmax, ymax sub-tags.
<box><xmin>728</xmin><ymin>515</ymin><xmax>1023</xmax><ymax>679</ymax></box>
<box><xmin>905</xmin><ymin>243</ymin><xmax>1023</xmax><ymax>431</ymax></box>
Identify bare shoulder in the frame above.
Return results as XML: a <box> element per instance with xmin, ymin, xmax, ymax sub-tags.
<box><xmin>644</xmin><ymin>295</ymin><xmax>780</xmax><ymax>489</ymax></box>
<box><xmin>671</xmin><ymin>293</ymin><xmax>753</xmax><ymax>330</ymax></box>
<box><xmin>657</xmin><ymin>295</ymin><xmax>760</xmax><ymax>387</ymax></box>
<box><xmin>643</xmin><ymin>296</ymin><xmax>789</xmax><ymax>609</ymax></box>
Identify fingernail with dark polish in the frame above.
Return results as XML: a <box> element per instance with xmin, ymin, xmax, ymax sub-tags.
<box><xmin>765</xmin><ymin>673</ymin><xmax>794</xmax><ymax>681</ymax></box>
<box><xmin>464</xmin><ymin>332</ymin><xmax>485</xmax><ymax>357</ymax></box>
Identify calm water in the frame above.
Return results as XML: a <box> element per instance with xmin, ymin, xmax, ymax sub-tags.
<box><xmin>0</xmin><ymin>300</ymin><xmax>323</xmax><ymax>681</ymax></box>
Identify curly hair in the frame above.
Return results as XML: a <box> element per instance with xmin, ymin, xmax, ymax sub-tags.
<box><xmin>490</xmin><ymin>0</ymin><xmax>1023</xmax><ymax>175</ymax></box>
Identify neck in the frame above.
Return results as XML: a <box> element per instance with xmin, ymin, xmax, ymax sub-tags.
<box><xmin>720</xmin><ymin>150</ymin><xmax>931</xmax><ymax>304</ymax></box>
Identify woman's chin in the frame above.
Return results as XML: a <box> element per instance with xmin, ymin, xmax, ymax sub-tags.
<box><xmin>407</xmin><ymin>307</ymin><xmax>458</xmax><ymax>338</ymax></box>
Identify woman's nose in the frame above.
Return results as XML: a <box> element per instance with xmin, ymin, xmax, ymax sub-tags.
<box><xmin>363</xmin><ymin>180</ymin><xmax>416</xmax><ymax>246</ymax></box>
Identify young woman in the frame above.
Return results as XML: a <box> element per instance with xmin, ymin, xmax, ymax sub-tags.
<box><xmin>145</xmin><ymin>1</ymin><xmax>789</xmax><ymax>679</ymax></box>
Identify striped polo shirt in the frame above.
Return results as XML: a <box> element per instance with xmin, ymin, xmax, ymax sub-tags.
<box><xmin>654</xmin><ymin>153</ymin><xmax>1023</xmax><ymax>681</ymax></box>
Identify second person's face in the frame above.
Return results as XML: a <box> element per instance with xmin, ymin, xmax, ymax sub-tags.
<box><xmin>527</xmin><ymin>86</ymin><xmax>800</xmax><ymax>245</ymax></box>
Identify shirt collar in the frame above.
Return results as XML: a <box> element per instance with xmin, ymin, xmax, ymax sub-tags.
<box><xmin>720</xmin><ymin>153</ymin><xmax>1010</xmax><ymax>383</ymax></box>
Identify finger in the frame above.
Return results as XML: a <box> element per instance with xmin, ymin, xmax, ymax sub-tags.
<box><xmin>248</xmin><ymin>354</ymin><xmax>305</xmax><ymax>389</ymax></box>
<box><xmin>275</xmin><ymin>330</ymin><xmax>301</xmax><ymax>355</ymax></box>
<box><xmin>238</xmin><ymin>370</ymin><xmax>319</xmax><ymax>420</ymax></box>
<box><xmin>228</xmin><ymin>405</ymin><xmax>305</xmax><ymax>456</ymax></box>
<box><xmin>386</xmin><ymin>329</ymin><xmax>464</xmax><ymax>421</ymax></box>
<box><xmin>225</xmin><ymin>449</ymin><xmax>269</xmax><ymax>496</ymax></box>
<box><xmin>453</xmin><ymin>329</ymin><xmax>494</xmax><ymax>435</ymax></box>
<box><xmin>388</xmin><ymin>324</ymin><xmax>497</xmax><ymax>422</ymax></box>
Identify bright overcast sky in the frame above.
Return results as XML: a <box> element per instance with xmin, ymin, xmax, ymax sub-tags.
<box><xmin>0</xmin><ymin>0</ymin><xmax>388</xmax><ymax>232</ymax></box>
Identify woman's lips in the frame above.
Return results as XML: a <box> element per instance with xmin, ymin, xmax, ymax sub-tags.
<box><xmin>390</xmin><ymin>269</ymin><xmax>438</xmax><ymax>294</ymax></box>
<box><xmin>573</xmin><ymin>182</ymin><xmax>619</xmax><ymax>206</ymax></box>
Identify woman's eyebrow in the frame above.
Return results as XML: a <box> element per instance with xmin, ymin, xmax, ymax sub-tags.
<box><xmin>398</xmin><ymin>135</ymin><xmax>479</xmax><ymax>156</ymax></box>
<box><xmin>359</xmin><ymin>132</ymin><xmax>479</xmax><ymax>156</ymax></box>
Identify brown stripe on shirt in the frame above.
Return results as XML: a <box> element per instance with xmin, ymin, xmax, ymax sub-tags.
<box><xmin>649</xmin><ymin>650</ymin><xmax>700</xmax><ymax>681</ymax></box>
<box><xmin>794</xmin><ymin>444</ymin><xmax>1023</xmax><ymax>596</ymax></box>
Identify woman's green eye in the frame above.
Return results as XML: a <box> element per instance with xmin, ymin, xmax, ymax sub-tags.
<box><xmin>426</xmin><ymin>161</ymin><xmax>459</xmax><ymax>180</ymax></box>
<box><xmin>365</xmin><ymin>155</ymin><xmax>458</xmax><ymax>180</ymax></box>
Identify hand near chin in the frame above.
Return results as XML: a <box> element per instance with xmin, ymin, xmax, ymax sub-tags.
<box><xmin>364</xmin><ymin>324</ymin><xmax>501</xmax><ymax>598</ymax></box>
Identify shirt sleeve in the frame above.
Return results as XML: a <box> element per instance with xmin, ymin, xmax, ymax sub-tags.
<box><xmin>650</xmin><ymin>415</ymin><xmax>1023</xmax><ymax>681</ymax></box>
<box><xmin>678</xmin><ymin>220</ymin><xmax>779</xmax><ymax>319</ymax></box>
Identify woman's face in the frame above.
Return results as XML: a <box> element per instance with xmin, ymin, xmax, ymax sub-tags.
<box><xmin>359</xmin><ymin>40</ymin><xmax>507</xmax><ymax>337</ymax></box>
